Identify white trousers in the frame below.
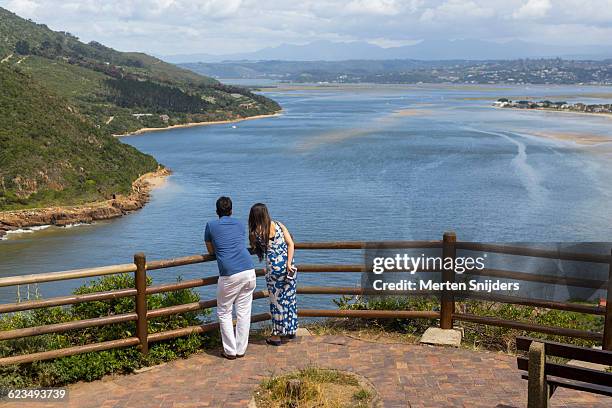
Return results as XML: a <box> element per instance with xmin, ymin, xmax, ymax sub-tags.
<box><xmin>216</xmin><ymin>269</ymin><xmax>256</xmax><ymax>356</ymax></box>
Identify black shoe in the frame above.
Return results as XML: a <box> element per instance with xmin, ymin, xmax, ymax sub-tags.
<box><xmin>266</xmin><ymin>338</ymin><xmax>282</xmax><ymax>346</ymax></box>
<box><xmin>221</xmin><ymin>351</ymin><xmax>236</xmax><ymax>360</ymax></box>
<box><xmin>236</xmin><ymin>353</ymin><xmax>245</xmax><ymax>358</ymax></box>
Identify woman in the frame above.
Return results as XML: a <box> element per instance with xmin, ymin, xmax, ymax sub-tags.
<box><xmin>248</xmin><ymin>203</ymin><xmax>297</xmax><ymax>346</ymax></box>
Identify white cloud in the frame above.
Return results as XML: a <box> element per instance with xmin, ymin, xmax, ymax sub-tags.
<box><xmin>345</xmin><ymin>0</ymin><xmax>401</xmax><ymax>16</ymax></box>
<box><xmin>6</xmin><ymin>0</ymin><xmax>38</xmax><ymax>17</ymax></box>
<box><xmin>0</xmin><ymin>0</ymin><xmax>609</xmax><ymax>55</ymax></box>
<box><xmin>420</xmin><ymin>0</ymin><xmax>494</xmax><ymax>22</ymax></box>
<box><xmin>368</xmin><ymin>38</ymin><xmax>421</xmax><ymax>48</ymax></box>
<box><xmin>513</xmin><ymin>0</ymin><xmax>551</xmax><ymax>20</ymax></box>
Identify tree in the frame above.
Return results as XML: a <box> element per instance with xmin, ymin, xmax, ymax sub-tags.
<box><xmin>15</xmin><ymin>40</ymin><xmax>30</xmax><ymax>55</ymax></box>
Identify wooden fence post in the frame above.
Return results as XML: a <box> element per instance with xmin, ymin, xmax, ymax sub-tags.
<box><xmin>527</xmin><ymin>341</ymin><xmax>548</xmax><ymax>408</ymax></box>
<box><xmin>603</xmin><ymin>248</ymin><xmax>612</xmax><ymax>351</ymax></box>
<box><xmin>134</xmin><ymin>253</ymin><xmax>148</xmax><ymax>355</ymax></box>
<box><xmin>440</xmin><ymin>231</ymin><xmax>456</xmax><ymax>330</ymax></box>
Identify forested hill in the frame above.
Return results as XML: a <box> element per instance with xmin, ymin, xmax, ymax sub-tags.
<box><xmin>0</xmin><ymin>7</ymin><xmax>281</xmax><ymax>135</ymax></box>
<box><xmin>0</xmin><ymin>65</ymin><xmax>158</xmax><ymax>210</ymax></box>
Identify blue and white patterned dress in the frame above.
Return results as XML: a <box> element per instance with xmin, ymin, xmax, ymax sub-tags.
<box><xmin>265</xmin><ymin>221</ymin><xmax>298</xmax><ymax>336</ymax></box>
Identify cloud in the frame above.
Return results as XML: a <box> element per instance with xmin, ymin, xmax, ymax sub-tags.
<box><xmin>0</xmin><ymin>0</ymin><xmax>609</xmax><ymax>56</ymax></box>
<box><xmin>513</xmin><ymin>0</ymin><xmax>552</xmax><ymax>19</ymax></box>
<box><xmin>6</xmin><ymin>0</ymin><xmax>38</xmax><ymax>17</ymax></box>
<box><xmin>420</xmin><ymin>0</ymin><xmax>494</xmax><ymax>22</ymax></box>
<box><xmin>345</xmin><ymin>0</ymin><xmax>402</xmax><ymax>16</ymax></box>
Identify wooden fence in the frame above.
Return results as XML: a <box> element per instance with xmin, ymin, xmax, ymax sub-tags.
<box><xmin>0</xmin><ymin>232</ymin><xmax>611</xmax><ymax>366</ymax></box>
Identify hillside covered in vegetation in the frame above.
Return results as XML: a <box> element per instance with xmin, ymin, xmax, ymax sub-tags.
<box><xmin>0</xmin><ymin>7</ymin><xmax>280</xmax><ymax>135</ymax></box>
<box><xmin>0</xmin><ymin>65</ymin><xmax>158</xmax><ymax>210</ymax></box>
<box><xmin>0</xmin><ymin>7</ymin><xmax>280</xmax><ymax>212</ymax></box>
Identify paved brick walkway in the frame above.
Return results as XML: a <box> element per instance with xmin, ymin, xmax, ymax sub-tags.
<box><xmin>2</xmin><ymin>335</ymin><xmax>609</xmax><ymax>407</ymax></box>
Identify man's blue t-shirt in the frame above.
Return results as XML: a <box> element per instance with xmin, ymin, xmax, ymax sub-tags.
<box><xmin>204</xmin><ymin>216</ymin><xmax>254</xmax><ymax>276</ymax></box>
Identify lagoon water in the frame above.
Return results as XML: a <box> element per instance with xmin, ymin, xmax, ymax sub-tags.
<box><xmin>1</xmin><ymin>83</ymin><xmax>612</xmax><ymax>308</ymax></box>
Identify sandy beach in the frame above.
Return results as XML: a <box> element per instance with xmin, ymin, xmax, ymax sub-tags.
<box><xmin>115</xmin><ymin>112</ymin><xmax>282</xmax><ymax>137</ymax></box>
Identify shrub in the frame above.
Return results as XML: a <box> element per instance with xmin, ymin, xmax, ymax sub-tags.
<box><xmin>335</xmin><ymin>295</ymin><xmax>604</xmax><ymax>352</ymax></box>
<box><xmin>0</xmin><ymin>275</ymin><xmax>213</xmax><ymax>387</ymax></box>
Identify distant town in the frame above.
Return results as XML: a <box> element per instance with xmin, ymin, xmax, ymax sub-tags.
<box><xmin>493</xmin><ymin>98</ymin><xmax>612</xmax><ymax>114</ymax></box>
<box><xmin>183</xmin><ymin>58</ymin><xmax>612</xmax><ymax>85</ymax></box>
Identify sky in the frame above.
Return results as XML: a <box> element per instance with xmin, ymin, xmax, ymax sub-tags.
<box><xmin>2</xmin><ymin>0</ymin><xmax>612</xmax><ymax>56</ymax></box>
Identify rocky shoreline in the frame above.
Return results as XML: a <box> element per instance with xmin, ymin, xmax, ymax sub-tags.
<box><xmin>0</xmin><ymin>168</ymin><xmax>170</xmax><ymax>240</ymax></box>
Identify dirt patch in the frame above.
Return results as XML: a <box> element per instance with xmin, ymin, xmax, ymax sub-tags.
<box><xmin>254</xmin><ymin>367</ymin><xmax>378</xmax><ymax>408</ymax></box>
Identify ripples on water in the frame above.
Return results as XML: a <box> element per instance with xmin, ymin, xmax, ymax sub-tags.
<box><xmin>1</xmin><ymin>84</ymin><xmax>611</xmax><ymax>308</ymax></box>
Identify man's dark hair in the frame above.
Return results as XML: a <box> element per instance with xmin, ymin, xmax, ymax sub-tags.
<box><xmin>216</xmin><ymin>196</ymin><xmax>232</xmax><ymax>217</ymax></box>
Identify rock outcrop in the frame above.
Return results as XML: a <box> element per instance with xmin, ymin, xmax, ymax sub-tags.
<box><xmin>0</xmin><ymin>168</ymin><xmax>170</xmax><ymax>239</ymax></box>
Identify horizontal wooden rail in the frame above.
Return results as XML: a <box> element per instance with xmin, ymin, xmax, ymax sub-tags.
<box><xmin>516</xmin><ymin>336</ymin><xmax>612</xmax><ymax>365</ymax></box>
<box><xmin>146</xmin><ymin>254</ymin><xmax>215</xmax><ymax>270</ymax></box>
<box><xmin>296</xmin><ymin>286</ymin><xmax>605</xmax><ymax>315</ymax></box>
<box><xmin>0</xmin><ymin>313</ymin><xmax>138</xmax><ymax>341</ymax></box>
<box><xmin>295</xmin><ymin>241</ymin><xmax>442</xmax><ymax>250</ymax></box>
<box><xmin>147</xmin><ymin>269</ymin><xmax>267</xmax><ymax>294</ymax></box>
<box><xmin>148</xmin><ymin>313</ymin><xmax>271</xmax><ymax>343</ymax></box>
<box><xmin>463</xmin><ymin>268</ymin><xmax>607</xmax><ymax>289</ymax></box>
<box><xmin>298</xmin><ymin>309</ymin><xmax>440</xmax><ymax>319</ymax></box>
<box><xmin>297</xmin><ymin>265</ymin><xmax>440</xmax><ymax>273</ymax></box>
<box><xmin>0</xmin><ymin>263</ymin><xmax>137</xmax><ymax>288</ymax></box>
<box><xmin>297</xmin><ymin>286</ymin><xmax>434</xmax><ymax>296</ymax></box>
<box><xmin>517</xmin><ymin>357</ymin><xmax>611</xmax><ymax>385</ymax></box>
<box><xmin>0</xmin><ymin>288</ymin><xmax>138</xmax><ymax>314</ymax></box>
<box><xmin>0</xmin><ymin>271</ymin><xmax>268</xmax><ymax>314</ymax></box>
<box><xmin>0</xmin><ymin>337</ymin><xmax>140</xmax><ymax>366</ymax></box>
<box><xmin>453</xmin><ymin>313</ymin><xmax>602</xmax><ymax>340</ymax></box>
<box><xmin>464</xmin><ymin>292</ymin><xmax>605</xmax><ymax>315</ymax></box>
<box><xmin>456</xmin><ymin>242</ymin><xmax>611</xmax><ymax>264</ymax></box>
<box><xmin>148</xmin><ymin>290</ymin><xmax>269</xmax><ymax>319</ymax></box>
<box><xmin>298</xmin><ymin>264</ymin><xmax>364</xmax><ymax>272</ymax></box>
<box><xmin>0</xmin><ymin>313</ymin><xmax>272</xmax><ymax>367</ymax></box>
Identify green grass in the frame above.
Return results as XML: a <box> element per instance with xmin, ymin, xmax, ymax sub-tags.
<box><xmin>18</xmin><ymin>56</ymin><xmax>107</xmax><ymax>99</ymax></box>
<box><xmin>257</xmin><ymin>367</ymin><xmax>374</xmax><ymax>408</ymax></box>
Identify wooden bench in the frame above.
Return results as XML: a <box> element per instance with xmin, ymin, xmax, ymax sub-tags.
<box><xmin>516</xmin><ymin>336</ymin><xmax>612</xmax><ymax>408</ymax></box>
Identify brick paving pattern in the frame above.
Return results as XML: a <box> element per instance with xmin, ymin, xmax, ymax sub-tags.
<box><xmin>1</xmin><ymin>335</ymin><xmax>609</xmax><ymax>407</ymax></box>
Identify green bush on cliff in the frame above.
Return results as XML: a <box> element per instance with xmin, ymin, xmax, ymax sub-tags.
<box><xmin>0</xmin><ymin>275</ymin><xmax>215</xmax><ymax>388</ymax></box>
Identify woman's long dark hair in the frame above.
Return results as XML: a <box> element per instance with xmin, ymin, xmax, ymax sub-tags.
<box><xmin>248</xmin><ymin>203</ymin><xmax>272</xmax><ymax>261</ymax></box>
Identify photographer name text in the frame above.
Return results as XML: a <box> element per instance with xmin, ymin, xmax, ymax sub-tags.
<box><xmin>370</xmin><ymin>254</ymin><xmax>519</xmax><ymax>292</ymax></box>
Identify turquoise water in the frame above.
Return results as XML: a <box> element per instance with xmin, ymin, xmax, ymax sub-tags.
<box><xmin>1</xmin><ymin>84</ymin><xmax>611</xmax><ymax>307</ymax></box>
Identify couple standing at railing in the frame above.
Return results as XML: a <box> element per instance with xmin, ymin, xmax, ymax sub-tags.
<box><xmin>204</xmin><ymin>196</ymin><xmax>298</xmax><ymax>359</ymax></box>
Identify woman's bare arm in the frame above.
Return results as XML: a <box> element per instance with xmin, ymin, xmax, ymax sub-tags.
<box><xmin>279</xmin><ymin>222</ymin><xmax>295</xmax><ymax>268</ymax></box>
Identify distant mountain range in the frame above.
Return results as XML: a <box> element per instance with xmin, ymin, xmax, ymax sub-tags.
<box><xmin>164</xmin><ymin>39</ymin><xmax>612</xmax><ymax>63</ymax></box>
<box><xmin>181</xmin><ymin>59</ymin><xmax>612</xmax><ymax>85</ymax></box>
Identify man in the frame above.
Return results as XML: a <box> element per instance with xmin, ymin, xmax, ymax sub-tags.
<box><xmin>205</xmin><ymin>196</ymin><xmax>256</xmax><ymax>360</ymax></box>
